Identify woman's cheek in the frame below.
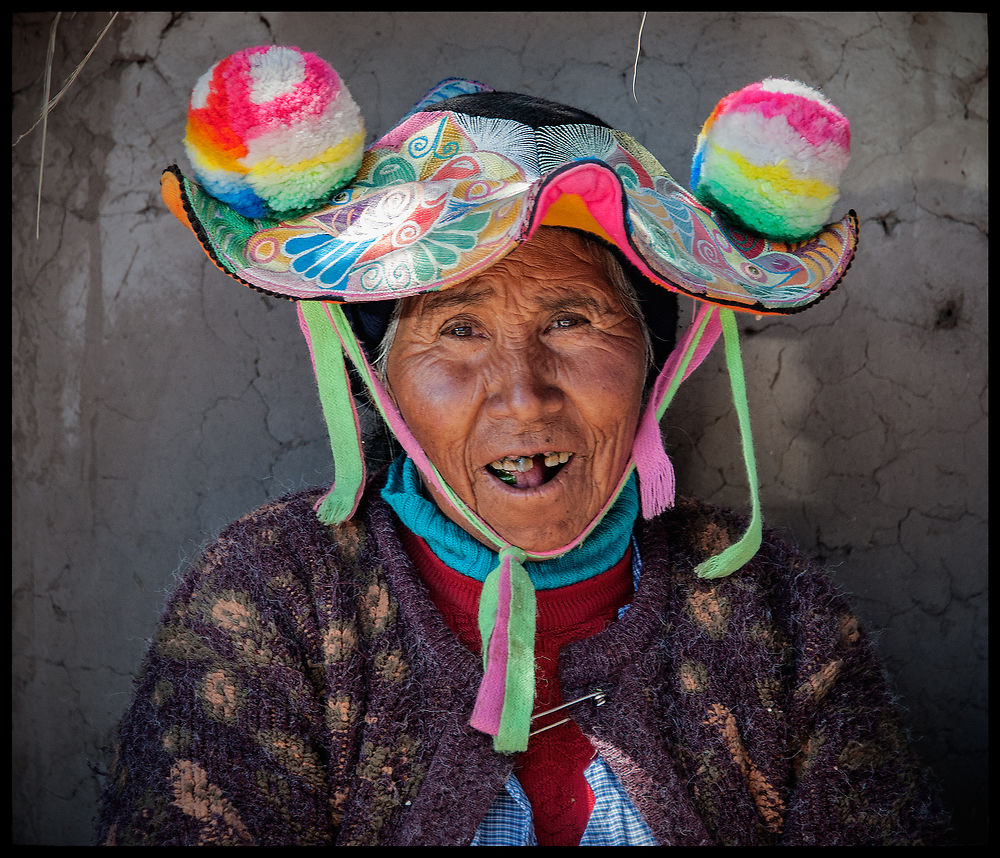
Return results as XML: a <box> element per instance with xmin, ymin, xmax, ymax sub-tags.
<box><xmin>395</xmin><ymin>358</ymin><xmax>479</xmax><ymax>446</ymax></box>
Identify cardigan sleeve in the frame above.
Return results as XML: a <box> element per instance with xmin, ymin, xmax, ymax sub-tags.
<box><xmin>774</xmin><ymin>553</ymin><xmax>950</xmax><ymax>845</ymax></box>
<box><xmin>97</xmin><ymin>495</ymin><xmax>350</xmax><ymax>846</ymax></box>
<box><xmin>597</xmin><ymin>500</ymin><xmax>952</xmax><ymax>846</ymax></box>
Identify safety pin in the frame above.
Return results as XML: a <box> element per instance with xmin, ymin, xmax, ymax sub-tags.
<box><xmin>528</xmin><ymin>689</ymin><xmax>607</xmax><ymax>737</ymax></box>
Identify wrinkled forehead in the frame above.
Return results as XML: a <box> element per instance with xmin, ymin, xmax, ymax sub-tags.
<box><xmin>397</xmin><ymin>228</ymin><xmax>626</xmax><ymax>320</ymax></box>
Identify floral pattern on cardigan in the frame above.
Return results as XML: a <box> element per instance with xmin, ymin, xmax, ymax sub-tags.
<box><xmin>98</xmin><ymin>483</ymin><xmax>948</xmax><ymax>845</ymax></box>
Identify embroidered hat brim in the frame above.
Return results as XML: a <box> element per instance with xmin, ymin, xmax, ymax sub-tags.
<box><xmin>161</xmin><ymin>87</ymin><xmax>857</xmax><ymax>316</ymax></box>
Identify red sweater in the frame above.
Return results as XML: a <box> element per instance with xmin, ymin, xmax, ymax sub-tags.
<box><xmin>399</xmin><ymin>528</ymin><xmax>633</xmax><ymax>845</ymax></box>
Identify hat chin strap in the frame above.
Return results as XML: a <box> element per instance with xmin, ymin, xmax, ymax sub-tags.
<box><xmin>298</xmin><ymin>297</ymin><xmax>762</xmax><ymax>750</ymax></box>
<box><xmin>297</xmin><ymin>302</ymin><xmax>367</xmax><ymax>524</ymax></box>
<box><xmin>631</xmin><ymin>301</ymin><xmax>763</xmax><ymax>579</ymax></box>
<box><xmin>695</xmin><ymin>307</ymin><xmax>764</xmax><ymax>580</ymax></box>
<box><xmin>633</xmin><ymin>302</ymin><xmax>720</xmax><ymax>518</ymax></box>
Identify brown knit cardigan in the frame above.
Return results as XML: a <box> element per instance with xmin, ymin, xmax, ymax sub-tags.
<box><xmin>97</xmin><ymin>482</ymin><xmax>947</xmax><ymax>845</ymax></box>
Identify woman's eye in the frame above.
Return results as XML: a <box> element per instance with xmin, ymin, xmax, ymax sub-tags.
<box><xmin>551</xmin><ymin>315</ymin><xmax>585</xmax><ymax>330</ymax></box>
<box><xmin>444</xmin><ymin>323</ymin><xmax>476</xmax><ymax>338</ymax></box>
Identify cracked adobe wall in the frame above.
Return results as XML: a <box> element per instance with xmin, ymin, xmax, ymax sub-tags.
<box><xmin>12</xmin><ymin>11</ymin><xmax>987</xmax><ymax>845</ymax></box>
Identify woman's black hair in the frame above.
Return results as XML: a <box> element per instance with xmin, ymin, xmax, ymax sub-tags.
<box><xmin>425</xmin><ymin>91</ymin><xmax>611</xmax><ymax>129</ymax></box>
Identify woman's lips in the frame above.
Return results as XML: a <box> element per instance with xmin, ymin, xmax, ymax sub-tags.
<box><xmin>486</xmin><ymin>452</ymin><xmax>573</xmax><ymax>489</ymax></box>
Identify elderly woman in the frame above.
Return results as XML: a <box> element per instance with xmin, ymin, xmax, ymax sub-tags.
<box><xmin>98</xmin><ymin>49</ymin><xmax>945</xmax><ymax>846</ymax></box>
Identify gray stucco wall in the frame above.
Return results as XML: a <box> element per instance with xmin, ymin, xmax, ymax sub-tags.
<box><xmin>12</xmin><ymin>11</ymin><xmax>987</xmax><ymax>845</ymax></box>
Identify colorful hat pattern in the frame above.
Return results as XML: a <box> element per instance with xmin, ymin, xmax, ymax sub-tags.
<box><xmin>162</xmin><ymin>47</ymin><xmax>858</xmax><ymax>752</ymax></box>
<box><xmin>164</xmin><ymin>57</ymin><xmax>856</xmax><ymax>315</ymax></box>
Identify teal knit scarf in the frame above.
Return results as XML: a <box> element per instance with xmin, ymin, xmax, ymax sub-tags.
<box><xmin>381</xmin><ymin>454</ymin><xmax>639</xmax><ymax>590</ymax></box>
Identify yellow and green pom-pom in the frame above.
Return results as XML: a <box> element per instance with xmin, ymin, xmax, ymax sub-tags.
<box><xmin>691</xmin><ymin>78</ymin><xmax>850</xmax><ymax>241</ymax></box>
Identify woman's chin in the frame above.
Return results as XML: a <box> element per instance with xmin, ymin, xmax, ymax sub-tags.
<box><xmin>468</xmin><ymin>461</ymin><xmax>611</xmax><ymax>554</ymax></box>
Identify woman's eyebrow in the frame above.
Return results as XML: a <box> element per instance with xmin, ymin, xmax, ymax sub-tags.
<box><xmin>535</xmin><ymin>292</ymin><xmax>606</xmax><ymax>315</ymax></box>
<box><xmin>418</xmin><ymin>283</ymin><xmax>494</xmax><ymax>314</ymax></box>
<box><xmin>416</xmin><ymin>283</ymin><xmax>609</xmax><ymax>316</ymax></box>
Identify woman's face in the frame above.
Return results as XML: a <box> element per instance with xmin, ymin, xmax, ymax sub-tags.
<box><xmin>385</xmin><ymin>229</ymin><xmax>647</xmax><ymax>553</ymax></box>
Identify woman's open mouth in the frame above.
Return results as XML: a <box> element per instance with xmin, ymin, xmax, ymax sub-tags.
<box><xmin>486</xmin><ymin>452</ymin><xmax>573</xmax><ymax>489</ymax></box>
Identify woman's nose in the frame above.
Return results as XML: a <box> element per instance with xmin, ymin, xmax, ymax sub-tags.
<box><xmin>484</xmin><ymin>344</ymin><xmax>563</xmax><ymax>421</ymax></box>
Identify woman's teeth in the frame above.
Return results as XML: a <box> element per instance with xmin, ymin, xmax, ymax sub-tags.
<box><xmin>489</xmin><ymin>452</ymin><xmax>571</xmax><ymax>473</ymax></box>
<box><xmin>487</xmin><ymin>452</ymin><xmax>572</xmax><ymax>487</ymax></box>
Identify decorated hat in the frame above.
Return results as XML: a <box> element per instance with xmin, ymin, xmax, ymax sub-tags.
<box><xmin>166</xmin><ymin>64</ymin><xmax>854</xmax><ymax>308</ymax></box>
<box><xmin>162</xmin><ymin>46</ymin><xmax>858</xmax><ymax>752</ymax></box>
